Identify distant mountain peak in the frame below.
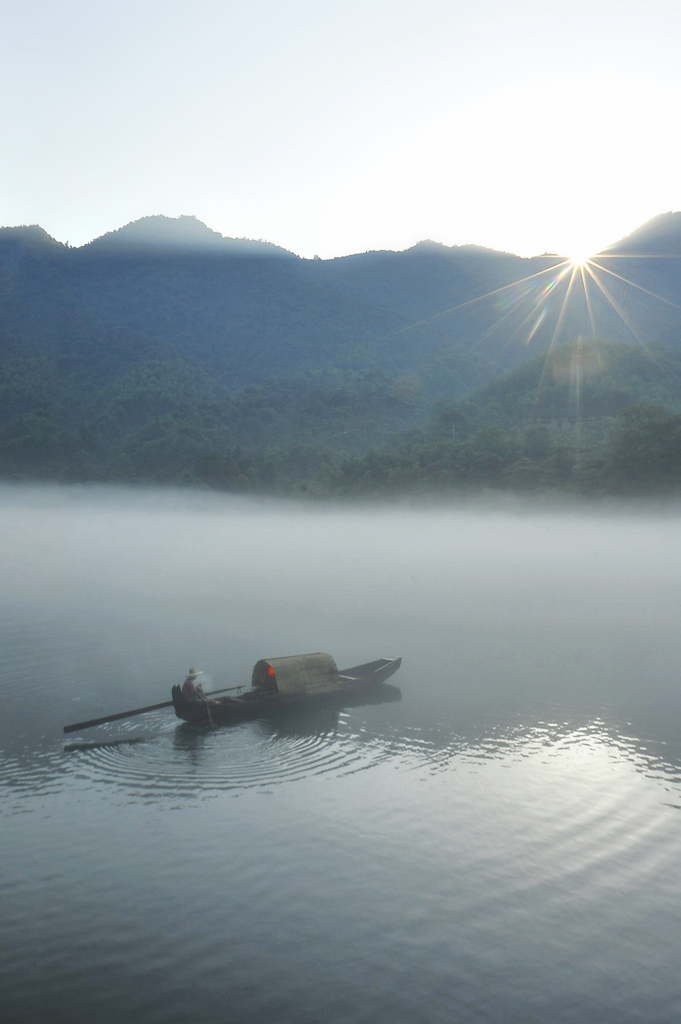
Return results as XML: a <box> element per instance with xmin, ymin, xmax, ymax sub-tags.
<box><xmin>85</xmin><ymin>215</ymin><xmax>295</xmax><ymax>258</ymax></box>
<box><xmin>408</xmin><ymin>239</ymin><xmax>516</xmax><ymax>258</ymax></box>
<box><xmin>0</xmin><ymin>224</ymin><xmax>62</xmax><ymax>250</ymax></box>
<box><xmin>606</xmin><ymin>211</ymin><xmax>681</xmax><ymax>255</ymax></box>
<box><xmin>89</xmin><ymin>215</ymin><xmax>228</xmax><ymax>250</ymax></box>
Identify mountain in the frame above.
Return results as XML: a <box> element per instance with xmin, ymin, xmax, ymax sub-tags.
<box><xmin>605</xmin><ymin>212</ymin><xmax>681</xmax><ymax>256</ymax></box>
<box><xmin>450</xmin><ymin>337</ymin><xmax>681</xmax><ymax>426</ymax></box>
<box><xmin>0</xmin><ymin>217</ymin><xmax>501</xmax><ymax>401</ymax></box>
<box><xmin>85</xmin><ymin>215</ymin><xmax>294</xmax><ymax>258</ymax></box>
<box><xmin>298</xmin><ymin>240</ymin><xmax>531</xmax><ymax>323</ymax></box>
<box><xmin>323</xmin><ymin>339</ymin><xmax>681</xmax><ymax>496</ymax></box>
<box><xmin>3</xmin><ymin>212</ymin><xmax>681</xmax><ymax>394</ymax></box>
<box><xmin>2</xmin><ymin>213</ymin><xmax>681</xmax><ymax>491</ymax></box>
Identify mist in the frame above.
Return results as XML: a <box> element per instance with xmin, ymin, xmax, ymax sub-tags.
<box><xmin>3</xmin><ymin>483</ymin><xmax>681</xmax><ymax>1023</ymax></box>
<box><xmin>4</xmin><ymin>482</ymin><xmax>681</xmax><ymax>741</ymax></box>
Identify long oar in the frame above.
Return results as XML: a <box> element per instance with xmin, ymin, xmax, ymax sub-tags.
<box><xmin>63</xmin><ymin>686</ymin><xmax>243</xmax><ymax>734</ymax></box>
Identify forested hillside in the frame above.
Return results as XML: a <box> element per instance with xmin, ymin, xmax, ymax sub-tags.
<box><xmin>325</xmin><ymin>341</ymin><xmax>681</xmax><ymax>495</ymax></box>
<box><xmin>0</xmin><ymin>217</ymin><xmax>495</xmax><ymax>392</ymax></box>
<box><xmin>2</xmin><ymin>213</ymin><xmax>681</xmax><ymax>493</ymax></box>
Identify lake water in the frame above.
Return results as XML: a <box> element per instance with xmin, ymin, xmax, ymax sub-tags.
<box><xmin>2</xmin><ymin>484</ymin><xmax>681</xmax><ymax>1024</ymax></box>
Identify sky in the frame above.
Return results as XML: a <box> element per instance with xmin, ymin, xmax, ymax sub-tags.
<box><xmin>1</xmin><ymin>0</ymin><xmax>681</xmax><ymax>259</ymax></box>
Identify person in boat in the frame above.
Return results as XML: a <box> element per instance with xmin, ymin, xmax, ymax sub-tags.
<box><xmin>181</xmin><ymin>668</ymin><xmax>204</xmax><ymax>700</ymax></box>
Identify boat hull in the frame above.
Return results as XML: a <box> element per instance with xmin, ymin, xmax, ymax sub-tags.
<box><xmin>172</xmin><ymin>657</ymin><xmax>401</xmax><ymax>725</ymax></box>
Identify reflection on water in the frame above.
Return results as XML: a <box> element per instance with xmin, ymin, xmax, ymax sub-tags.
<box><xmin>56</xmin><ymin>687</ymin><xmax>405</xmax><ymax>798</ymax></box>
<box><xmin>14</xmin><ymin>701</ymin><xmax>681</xmax><ymax>807</ymax></box>
<box><xmin>2</xmin><ymin>485</ymin><xmax>681</xmax><ymax>1024</ymax></box>
<box><xmin>63</xmin><ymin>736</ymin><xmax>150</xmax><ymax>754</ymax></box>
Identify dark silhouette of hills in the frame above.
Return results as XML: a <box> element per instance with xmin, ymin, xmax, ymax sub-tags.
<box><xmin>605</xmin><ymin>212</ymin><xmax>681</xmax><ymax>255</ymax></box>
<box><xmin>85</xmin><ymin>215</ymin><xmax>295</xmax><ymax>258</ymax></box>
<box><xmin>299</xmin><ymin>240</ymin><xmax>530</xmax><ymax>323</ymax></box>
<box><xmin>2</xmin><ymin>211</ymin><xmax>681</xmax><ymax>490</ymax></box>
<box><xmin>0</xmin><ymin>219</ymin><xmax>467</xmax><ymax>388</ymax></box>
<box><xmin>4</xmin><ymin>211</ymin><xmax>681</xmax><ymax>390</ymax></box>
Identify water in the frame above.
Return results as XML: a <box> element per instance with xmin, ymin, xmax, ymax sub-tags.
<box><xmin>2</xmin><ymin>484</ymin><xmax>681</xmax><ymax>1024</ymax></box>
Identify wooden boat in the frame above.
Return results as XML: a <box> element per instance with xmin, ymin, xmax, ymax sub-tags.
<box><xmin>171</xmin><ymin>652</ymin><xmax>402</xmax><ymax>725</ymax></box>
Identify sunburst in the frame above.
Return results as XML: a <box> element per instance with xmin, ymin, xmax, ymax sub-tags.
<box><xmin>381</xmin><ymin>238</ymin><xmax>681</xmax><ymax>433</ymax></box>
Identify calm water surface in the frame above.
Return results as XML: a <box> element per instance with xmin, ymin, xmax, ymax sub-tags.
<box><xmin>2</xmin><ymin>484</ymin><xmax>681</xmax><ymax>1024</ymax></box>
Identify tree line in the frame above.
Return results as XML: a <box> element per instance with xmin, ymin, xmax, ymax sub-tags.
<box><xmin>2</xmin><ymin>337</ymin><xmax>681</xmax><ymax>496</ymax></box>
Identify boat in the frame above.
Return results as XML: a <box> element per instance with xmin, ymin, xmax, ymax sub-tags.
<box><xmin>171</xmin><ymin>652</ymin><xmax>402</xmax><ymax>725</ymax></box>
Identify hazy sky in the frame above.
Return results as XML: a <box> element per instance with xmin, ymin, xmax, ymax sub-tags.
<box><xmin>2</xmin><ymin>0</ymin><xmax>680</xmax><ymax>258</ymax></box>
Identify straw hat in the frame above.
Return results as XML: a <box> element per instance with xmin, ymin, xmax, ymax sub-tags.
<box><xmin>187</xmin><ymin>668</ymin><xmax>202</xmax><ymax>678</ymax></box>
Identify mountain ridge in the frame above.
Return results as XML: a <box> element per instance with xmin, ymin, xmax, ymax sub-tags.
<box><xmin>2</xmin><ymin>210</ymin><xmax>681</xmax><ymax>492</ymax></box>
<box><xmin>605</xmin><ymin>212</ymin><xmax>681</xmax><ymax>255</ymax></box>
<box><xmin>4</xmin><ymin>209</ymin><xmax>681</xmax><ymax>262</ymax></box>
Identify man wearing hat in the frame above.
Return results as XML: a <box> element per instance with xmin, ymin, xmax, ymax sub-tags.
<box><xmin>181</xmin><ymin>668</ymin><xmax>203</xmax><ymax>700</ymax></box>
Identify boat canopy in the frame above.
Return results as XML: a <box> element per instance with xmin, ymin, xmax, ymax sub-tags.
<box><xmin>251</xmin><ymin>652</ymin><xmax>340</xmax><ymax>696</ymax></box>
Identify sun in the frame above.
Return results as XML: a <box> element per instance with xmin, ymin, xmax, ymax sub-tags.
<box><xmin>389</xmin><ymin>233</ymin><xmax>673</xmax><ymax>363</ymax></box>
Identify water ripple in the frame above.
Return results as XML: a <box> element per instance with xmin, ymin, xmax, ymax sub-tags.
<box><xmin>47</xmin><ymin>712</ymin><xmax>397</xmax><ymax>799</ymax></box>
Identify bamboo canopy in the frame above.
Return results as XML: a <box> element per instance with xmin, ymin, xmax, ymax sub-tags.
<box><xmin>251</xmin><ymin>652</ymin><xmax>340</xmax><ymax>696</ymax></box>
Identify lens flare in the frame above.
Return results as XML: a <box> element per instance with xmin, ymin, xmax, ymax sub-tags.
<box><xmin>380</xmin><ymin>241</ymin><xmax>680</xmax><ymax>388</ymax></box>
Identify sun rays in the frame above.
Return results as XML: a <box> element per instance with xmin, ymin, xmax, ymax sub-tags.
<box><xmin>401</xmin><ymin>247</ymin><xmax>679</xmax><ymax>358</ymax></box>
<box><xmin>380</xmin><ymin>233</ymin><xmax>681</xmax><ymax>394</ymax></box>
<box><xmin>381</xmin><ymin>241</ymin><xmax>681</xmax><ymax>431</ymax></box>
<box><xmin>514</xmin><ymin>252</ymin><xmax>681</xmax><ymax>417</ymax></box>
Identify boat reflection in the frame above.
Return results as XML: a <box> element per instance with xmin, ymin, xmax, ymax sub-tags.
<box><xmin>172</xmin><ymin>681</ymin><xmax>402</xmax><ymax>746</ymax></box>
<box><xmin>262</xmin><ymin>681</ymin><xmax>402</xmax><ymax>738</ymax></box>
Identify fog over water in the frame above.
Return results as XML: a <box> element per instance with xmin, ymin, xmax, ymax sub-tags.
<box><xmin>2</xmin><ymin>484</ymin><xmax>681</xmax><ymax>1023</ymax></box>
